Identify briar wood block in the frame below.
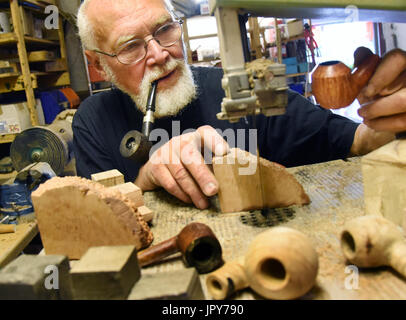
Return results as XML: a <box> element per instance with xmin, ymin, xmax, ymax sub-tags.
<box><xmin>213</xmin><ymin>148</ymin><xmax>310</xmax><ymax>213</ymax></box>
<box><xmin>31</xmin><ymin>176</ymin><xmax>153</xmax><ymax>260</ymax></box>
<box><xmin>70</xmin><ymin>245</ymin><xmax>140</xmax><ymax>300</ymax></box>
<box><xmin>91</xmin><ymin>169</ymin><xmax>125</xmax><ymax>187</ymax></box>
<box><xmin>136</xmin><ymin>206</ymin><xmax>154</xmax><ymax>223</ymax></box>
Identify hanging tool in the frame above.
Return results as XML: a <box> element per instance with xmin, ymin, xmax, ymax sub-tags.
<box><xmin>120</xmin><ymin>81</ymin><xmax>158</xmax><ymax>163</ymax></box>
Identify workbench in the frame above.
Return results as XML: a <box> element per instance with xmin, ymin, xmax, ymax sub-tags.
<box><xmin>1</xmin><ymin>157</ymin><xmax>406</xmax><ymax>299</ymax></box>
<box><xmin>137</xmin><ymin>157</ymin><xmax>406</xmax><ymax>300</ymax></box>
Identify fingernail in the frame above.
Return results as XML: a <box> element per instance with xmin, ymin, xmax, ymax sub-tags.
<box><xmin>204</xmin><ymin>182</ymin><xmax>217</xmax><ymax>196</ymax></box>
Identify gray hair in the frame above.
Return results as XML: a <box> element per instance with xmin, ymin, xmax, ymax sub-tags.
<box><xmin>77</xmin><ymin>0</ymin><xmax>175</xmax><ymax>50</ymax></box>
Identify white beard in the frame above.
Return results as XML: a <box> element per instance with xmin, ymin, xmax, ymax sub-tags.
<box><xmin>100</xmin><ymin>57</ymin><xmax>197</xmax><ymax>118</ymax></box>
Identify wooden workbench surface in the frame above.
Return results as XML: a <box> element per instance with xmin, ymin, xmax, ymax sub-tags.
<box><xmin>142</xmin><ymin>157</ymin><xmax>406</xmax><ymax>300</ymax></box>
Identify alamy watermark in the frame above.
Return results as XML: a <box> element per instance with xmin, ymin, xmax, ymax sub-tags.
<box><xmin>147</xmin><ymin>121</ymin><xmax>259</xmax><ymax>175</ymax></box>
<box><xmin>44</xmin><ymin>5</ymin><xmax>59</xmax><ymax>30</ymax></box>
<box><xmin>344</xmin><ymin>265</ymin><xmax>359</xmax><ymax>290</ymax></box>
<box><xmin>44</xmin><ymin>264</ymin><xmax>59</xmax><ymax>290</ymax></box>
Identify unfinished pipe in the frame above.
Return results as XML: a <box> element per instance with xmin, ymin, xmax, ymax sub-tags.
<box><xmin>206</xmin><ymin>258</ymin><xmax>248</xmax><ymax>300</ymax></box>
<box><xmin>312</xmin><ymin>52</ymin><xmax>380</xmax><ymax>109</ymax></box>
<box><xmin>137</xmin><ymin>222</ymin><xmax>223</xmax><ymax>274</ymax></box>
<box><xmin>245</xmin><ymin>227</ymin><xmax>319</xmax><ymax>300</ymax></box>
<box><xmin>341</xmin><ymin>215</ymin><xmax>406</xmax><ymax>277</ymax></box>
<box><xmin>206</xmin><ymin>227</ymin><xmax>319</xmax><ymax>300</ymax></box>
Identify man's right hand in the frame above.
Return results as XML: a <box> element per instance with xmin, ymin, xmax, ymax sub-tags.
<box><xmin>135</xmin><ymin>125</ymin><xmax>230</xmax><ymax>209</ymax></box>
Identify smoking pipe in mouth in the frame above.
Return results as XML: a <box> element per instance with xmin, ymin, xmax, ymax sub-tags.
<box><xmin>120</xmin><ymin>81</ymin><xmax>158</xmax><ymax>163</ymax></box>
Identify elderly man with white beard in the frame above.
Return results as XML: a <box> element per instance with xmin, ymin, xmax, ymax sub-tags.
<box><xmin>73</xmin><ymin>0</ymin><xmax>406</xmax><ymax>210</ymax></box>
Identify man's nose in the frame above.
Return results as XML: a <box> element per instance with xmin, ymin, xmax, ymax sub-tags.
<box><xmin>145</xmin><ymin>37</ymin><xmax>169</xmax><ymax>66</ymax></box>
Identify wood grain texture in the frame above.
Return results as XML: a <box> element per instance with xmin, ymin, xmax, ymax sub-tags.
<box><xmin>91</xmin><ymin>169</ymin><xmax>124</xmax><ymax>187</ymax></box>
<box><xmin>31</xmin><ymin>176</ymin><xmax>153</xmax><ymax>259</ymax></box>
<box><xmin>312</xmin><ymin>54</ymin><xmax>379</xmax><ymax>109</ymax></box>
<box><xmin>213</xmin><ymin>148</ymin><xmax>310</xmax><ymax>213</ymax></box>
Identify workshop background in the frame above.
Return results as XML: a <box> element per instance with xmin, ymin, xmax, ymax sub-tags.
<box><xmin>0</xmin><ymin>0</ymin><xmax>406</xmax><ymax>301</ymax></box>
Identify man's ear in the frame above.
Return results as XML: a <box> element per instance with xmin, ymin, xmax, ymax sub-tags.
<box><xmin>85</xmin><ymin>50</ymin><xmax>108</xmax><ymax>80</ymax></box>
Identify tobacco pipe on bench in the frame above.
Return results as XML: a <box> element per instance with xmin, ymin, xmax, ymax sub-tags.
<box><xmin>341</xmin><ymin>215</ymin><xmax>406</xmax><ymax>277</ymax></box>
<box><xmin>312</xmin><ymin>48</ymin><xmax>380</xmax><ymax>109</ymax></box>
<box><xmin>137</xmin><ymin>222</ymin><xmax>224</xmax><ymax>274</ymax></box>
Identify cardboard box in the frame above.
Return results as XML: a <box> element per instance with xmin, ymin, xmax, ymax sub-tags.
<box><xmin>0</xmin><ymin>100</ymin><xmax>45</xmax><ymax>134</ymax></box>
<box><xmin>287</xmin><ymin>19</ymin><xmax>304</xmax><ymax>38</ymax></box>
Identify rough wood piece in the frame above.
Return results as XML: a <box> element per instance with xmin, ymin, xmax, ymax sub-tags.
<box><xmin>0</xmin><ymin>254</ymin><xmax>72</xmax><ymax>300</ymax></box>
<box><xmin>31</xmin><ymin>176</ymin><xmax>153</xmax><ymax>259</ymax></box>
<box><xmin>91</xmin><ymin>169</ymin><xmax>125</xmax><ymax>187</ymax></box>
<box><xmin>108</xmin><ymin>182</ymin><xmax>144</xmax><ymax>207</ymax></box>
<box><xmin>45</xmin><ymin>58</ymin><xmax>67</xmax><ymax>72</ymax></box>
<box><xmin>341</xmin><ymin>215</ymin><xmax>406</xmax><ymax>277</ymax></box>
<box><xmin>213</xmin><ymin>148</ymin><xmax>310</xmax><ymax>213</ymax></box>
<box><xmin>127</xmin><ymin>268</ymin><xmax>204</xmax><ymax>300</ymax></box>
<box><xmin>206</xmin><ymin>258</ymin><xmax>248</xmax><ymax>300</ymax></box>
<box><xmin>0</xmin><ymin>224</ymin><xmax>16</xmax><ymax>234</ymax></box>
<box><xmin>244</xmin><ymin>227</ymin><xmax>319</xmax><ymax>300</ymax></box>
<box><xmin>70</xmin><ymin>245</ymin><xmax>140</xmax><ymax>300</ymax></box>
<box><xmin>137</xmin><ymin>205</ymin><xmax>153</xmax><ymax>223</ymax></box>
<box><xmin>362</xmin><ymin>139</ymin><xmax>406</xmax><ymax>227</ymax></box>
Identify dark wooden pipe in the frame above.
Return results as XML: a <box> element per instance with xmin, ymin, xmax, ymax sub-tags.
<box><xmin>312</xmin><ymin>53</ymin><xmax>380</xmax><ymax>109</ymax></box>
<box><xmin>137</xmin><ymin>222</ymin><xmax>224</xmax><ymax>274</ymax></box>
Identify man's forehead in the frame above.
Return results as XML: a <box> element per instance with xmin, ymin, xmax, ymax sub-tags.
<box><xmin>88</xmin><ymin>0</ymin><xmax>171</xmax><ymax>47</ymax></box>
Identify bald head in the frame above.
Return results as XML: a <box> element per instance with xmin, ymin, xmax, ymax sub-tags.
<box><xmin>77</xmin><ymin>0</ymin><xmax>175</xmax><ymax>50</ymax></box>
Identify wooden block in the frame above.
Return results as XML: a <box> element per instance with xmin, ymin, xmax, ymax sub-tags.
<box><xmin>213</xmin><ymin>148</ymin><xmax>310</xmax><ymax>213</ymax></box>
<box><xmin>31</xmin><ymin>176</ymin><xmax>153</xmax><ymax>259</ymax></box>
<box><xmin>45</xmin><ymin>58</ymin><xmax>67</xmax><ymax>72</ymax></box>
<box><xmin>127</xmin><ymin>268</ymin><xmax>204</xmax><ymax>300</ymax></box>
<box><xmin>137</xmin><ymin>206</ymin><xmax>153</xmax><ymax>223</ymax></box>
<box><xmin>362</xmin><ymin>139</ymin><xmax>406</xmax><ymax>227</ymax></box>
<box><xmin>91</xmin><ymin>169</ymin><xmax>125</xmax><ymax>187</ymax></box>
<box><xmin>108</xmin><ymin>182</ymin><xmax>144</xmax><ymax>207</ymax></box>
<box><xmin>70</xmin><ymin>245</ymin><xmax>140</xmax><ymax>300</ymax></box>
<box><xmin>28</xmin><ymin>50</ymin><xmax>56</xmax><ymax>62</ymax></box>
<box><xmin>0</xmin><ymin>254</ymin><xmax>72</xmax><ymax>300</ymax></box>
<box><xmin>0</xmin><ymin>224</ymin><xmax>16</xmax><ymax>234</ymax></box>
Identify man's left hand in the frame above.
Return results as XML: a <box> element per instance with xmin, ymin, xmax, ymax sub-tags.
<box><xmin>357</xmin><ymin>48</ymin><xmax>406</xmax><ymax>133</ymax></box>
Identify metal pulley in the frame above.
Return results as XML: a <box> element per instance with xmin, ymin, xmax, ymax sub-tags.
<box><xmin>10</xmin><ymin>110</ymin><xmax>76</xmax><ymax>176</ymax></box>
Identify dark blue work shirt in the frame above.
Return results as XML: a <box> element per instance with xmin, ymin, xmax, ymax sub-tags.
<box><xmin>72</xmin><ymin>66</ymin><xmax>359</xmax><ymax>182</ymax></box>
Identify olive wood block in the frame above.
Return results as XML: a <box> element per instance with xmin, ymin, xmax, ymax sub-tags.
<box><xmin>127</xmin><ymin>268</ymin><xmax>204</xmax><ymax>300</ymax></box>
<box><xmin>70</xmin><ymin>245</ymin><xmax>140</xmax><ymax>300</ymax></box>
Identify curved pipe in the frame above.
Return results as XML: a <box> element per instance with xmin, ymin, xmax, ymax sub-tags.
<box><xmin>312</xmin><ymin>53</ymin><xmax>380</xmax><ymax>109</ymax></box>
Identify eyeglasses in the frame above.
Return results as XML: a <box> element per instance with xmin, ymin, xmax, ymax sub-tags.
<box><xmin>93</xmin><ymin>20</ymin><xmax>183</xmax><ymax>65</ymax></box>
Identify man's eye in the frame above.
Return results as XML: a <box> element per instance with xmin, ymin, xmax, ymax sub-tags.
<box><xmin>120</xmin><ymin>41</ymin><xmax>142</xmax><ymax>53</ymax></box>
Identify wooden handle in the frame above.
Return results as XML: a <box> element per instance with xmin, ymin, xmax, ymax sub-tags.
<box><xmin>137</xmin><ymin>236</ymin><xmax>178</xmax><ymax>267</ymax></box>
<box><xmin>206</xmin><ymin>259</ymin><xmax>248</xmax><ymax>300</ymax></box>
<box><xmin>245</xmin><ymin>227</ymin><xmax>319</xmax><ymax>300</ymax></box>
<box><xmin>0</xmin><ymin>224</ymin><xmax>16</xmax><ymax>234</ymax></box>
